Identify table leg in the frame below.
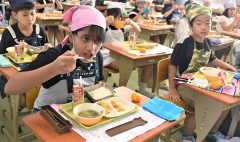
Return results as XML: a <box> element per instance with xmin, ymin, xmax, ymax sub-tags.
<box><xmin>118</xmin><ymin>59</ymin><xmax>134</xmax><ymax>86</ymax></box>
<box><xmin>10</xmin><ymin>95</ymin><xmax>20</xmax><ymax>142</ymax></box>
<box><xmin>178</xmin><ymin>85</ymin><xmax>225</xmax><ymax>142</ymax></box>
<box><xmin>194</xmin><ymin>94</ymin><xmax>223</xmax><ymax>142</ymax></box>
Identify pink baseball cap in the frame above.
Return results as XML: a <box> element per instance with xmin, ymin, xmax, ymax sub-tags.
<box><xmin>63</xmin><ymin>5</ymin><xmax>106</xmax><ymax>31</ymax></box>
<box><xmin>223</xmin><ymin>2</ymin><xmax>236</xmax><ymax>10</ymax></box>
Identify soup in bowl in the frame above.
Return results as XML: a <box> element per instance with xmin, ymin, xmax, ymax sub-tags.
<box><xmin>73</xmin><ymin>103</ymin><xmax>105</xmax><ymax>126</ymax></box>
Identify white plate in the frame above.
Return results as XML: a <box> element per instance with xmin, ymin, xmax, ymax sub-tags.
<box><xmin>96</xmin><ymin>97</ymin><xmax>136</xmax><ymax>118</ymax></box>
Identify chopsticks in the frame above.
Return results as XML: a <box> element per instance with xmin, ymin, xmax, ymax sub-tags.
<box><xmin>173</xmin><ymin>77</ymin><xmax>192</xmax><ymax>83</ymax></box>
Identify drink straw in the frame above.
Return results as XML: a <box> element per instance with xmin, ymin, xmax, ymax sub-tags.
<box><xmin>79</xmin><ymin>76</ymin><xmax>83</xmax><ymax>86</ymax></box>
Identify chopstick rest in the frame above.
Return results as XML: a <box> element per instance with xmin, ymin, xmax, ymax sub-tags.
<box><xmin>40</xmin><ymin>105</ymin><xmax>72</xmax><ymax>133</ymax></box>
<box><xmin>105</xmin><ymin>117</ymin><xmax>147</xmax><ymax>137</ymax></box>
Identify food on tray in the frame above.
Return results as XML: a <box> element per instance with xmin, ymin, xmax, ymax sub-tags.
<box><xmin>77</xmin><ymin>110</ymin><xmax>101</xmax><ymax>118</ymax></box>
<box><xmin>137</xmin><ymin>42</ymin><xmax>157</xmax><ymax>49</ymax></box>
<box><xmin>6</xmin><ymin>46</ymin><xmax>27</xmax><ymax>58</ymax></box>
<box><xmin>73</xmin><ymin>103</ymin><xmax>105</xmax><ymax>126</ymax></box>
<box><xmin>111</xmin><ymin>99</ymin><xmax>125</xmax><ymax>112</ymax></box>
<box><xmin>131</xmin><ymin>92</ymin><xmax>141</xmax><ymax>103</ymax></box>
<box><xmin>200</xmin><ymin>67</ymin><xmax>220</xmax><ymax>82</ymax></box>
<box><xmin>97</xmin><ymin>97</ymin><xmax>136</xmax><ymax>118</ymax></box>
<box><xmin>209</xmin><ymin>80</ymin><xmax>222</xmax><ymax>89</ymax></box>
<box><xmin>98</xmin><ymin>100</ymin><xmax>112</xmax><ymax>114</ymax></box>
<box><xmin>206</xmin><ymin>34</ymin><xmax>221</xmax><ymax>39</ymax></box>
<box><xmin>89</xmin><ymin>86</ymin><xmax>113</xmax><ymax>100</ymax></box>
<box><xmin>139</xmin><ymin>48</ymin><xmax>146</xmax><ymax>53</ymax></box>
<box><xmin>208</xmin><ymin>30</ymin><xmax>215</xmax><ymax>35</ymax></box>
<box><xmin>44</xmin><ymin>11</ymin><xmax>62</xmax><ymax>17</ymax></box>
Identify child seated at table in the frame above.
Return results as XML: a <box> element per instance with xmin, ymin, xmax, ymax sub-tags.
<box><xmin>216</xmin><ymin>2</ymin><xmax>240</xmax><ymax>68</ymax></box>
<box><xmin>0</xmin><ymin>0</ymin><xmax>50</xmax><ymax>54</ymax></box>
<box><xmin>101</xmin><ymin>5</ymin><xmax>155</xmax><ymax>98</ymax></box>
<box><xmin>35</xmin><ymin>0</ymin><xmax>64</xmax><ymax>44</ymax></box>
<box><xmin>168</xmin><ymin>5</ymin><xmax>236</xmax><ymax>142</ymax></box>
<box><xmin>4</xmin><ymin>5</ymin><xmax>106</xmax><ymax>113</ymax></box>
<box><xmin>163</xmin><ymin>0</ymin><xmax>183</xmax><ymax>25</ymax></box>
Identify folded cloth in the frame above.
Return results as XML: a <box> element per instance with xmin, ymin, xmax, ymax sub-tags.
<box><xmin>143</xmin><ymin>98</ymin><xmax>184</xmax><ymax>121</ymax></box>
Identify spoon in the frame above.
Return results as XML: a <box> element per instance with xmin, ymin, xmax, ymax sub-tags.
<box><xmin>75</xmin><ymin>56</ymin><xmax>96</xmax><ymax>62</ymax></box>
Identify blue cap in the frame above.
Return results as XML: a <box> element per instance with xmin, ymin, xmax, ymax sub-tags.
<box><xmin>9</xmin><ymin>0</ymin><xmax>34</xmax><ymax>12</ymax></box>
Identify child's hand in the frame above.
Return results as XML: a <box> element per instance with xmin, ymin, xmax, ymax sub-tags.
<box><xmin>0</xmin><ymin>15</ymin><xmax>3</xmax><ymax>20</ymax></box>
<box><xmin>19</xmin><ymin>40</ymin><xmax>28</xmax><ymax>48</ymax></box>
<box><xmin>44</xmin><ymin>43</ymin><xmax>53</xmax><ymax>48</ymax></box>
<box><xmin>106</xmin><ymin>16</ymin><xmax>115</xmax><ymax>26</ymax></box>
<box><xmin>125</xmin><ymin>18</ymin><xmax>133</xmax><ymax>25</ymax></box>
<box><xmin>234</xmin><ymin>14</ymin><xmax>240</xmax><ymax>20</ymax></box>
<box><xmin>52</xmin><ymin>51</ymin><xmax>77</xmax><ymax>75</ymax></box>
<box><xmin>168</xmin><ymin>88</ymin><xmax>181</xmax><ymax>102</ymax></box>
<box><xmin>173</xmin><ymin>4</ymin><xmax>178</xmax><ymax>10</ymax></box>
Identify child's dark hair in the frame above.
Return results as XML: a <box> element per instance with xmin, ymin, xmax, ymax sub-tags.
<box><xmin>184</xmin><ymin>0</ymin><xmax>193</xmax><ymax>6</ymax></box>
<box><xmin>106</xmin><ymin>8</ymin><xmax>122</xmax><ymax>18</ymax></box>
<box><xmin>72</xmin><ymin>25</ymin><xmax>106</xmax><ymax>43</ymax></box>
<box><xmin>12</xmin><ymin>2</ymin><xmax>35</xmax><ymax>13</ymax></box>
<box><xmin>222</xmin><ymin>9</ymin><xmax>229</xmax><ymax>17</ymax></box>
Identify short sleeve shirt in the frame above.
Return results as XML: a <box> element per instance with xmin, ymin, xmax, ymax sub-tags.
<box><xmin>170</xmin><ymin>36</ymin><xmax>216</xmax><ymax>74</ymax></box>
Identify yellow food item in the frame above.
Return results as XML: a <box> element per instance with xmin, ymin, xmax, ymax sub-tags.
<box><xmin>209</xmin><ymin>80</ymin><xmax>222</xmax><ymax>90</ymax></box>
<box><xmin>131</xmin><ymin>93</ymin><xmax>141</xmax><ymax>103</ymax></box>
<box><xmin>137</xmin><ymin>42</ymin><xmax>157</xmax><ymax>49</ymax></box>
<box><xmin>208</xmin><ymin>30</ymin><xmax>215</xmax><ymax>35</ymax></box>
<box><xmin>111</xmin><ymin>100</ymin><xmax>125</xmax><ymax>112</ymax></box>
<box><xmin>206</xmin><ymin>34</ymin><xmax>221</xmax><ymax>39</ymax></box>
<box><xmin>139</xmin><ymin>48</ymin><xmax>146</xmax><ymax>53</ymax></box>
<box><xmin>98</xmin><ymin>100</ymin><xmax>112</xmax><ymax>114</ymax></box>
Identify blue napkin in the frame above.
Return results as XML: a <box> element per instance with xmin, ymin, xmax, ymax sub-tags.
<box><xmin>143</xmin><ymin>98</ymin><xmax>184</xmax><ymax>121</ymax></box>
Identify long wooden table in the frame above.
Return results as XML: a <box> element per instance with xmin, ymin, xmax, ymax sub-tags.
<box><xmin>62</xmin><ymin>2</ymin><xmax>78</xmax><ymax>11</ymax></box>
<box><xmin>138</xmin><ymin>24</ymin><xmax>175</xmax><ymax>43</ymax></box>
<box><xmin>103</xmin><ymin>43</ymin><xmax>172</xmax><ymax>87</ymax></box>
<box><xmin>36</xmin><ymin>13</ymin><xmax>63</xmax><ymax>27</ymax></box>
<box><xmin>221</xmin><ymin>31</ymin><xmax>240</xmax><ymax>40</ymax></box>
<box><xmin>22</xmin><ymin>86</ymin><xmax>186</xmax><ymax>142</ymax></box>
<box><xmin>178</xmin><ymin>84</ymin><xmax>240</xmax><ymax>142</ymax></box>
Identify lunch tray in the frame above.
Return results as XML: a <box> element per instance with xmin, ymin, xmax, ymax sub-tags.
<box><xmin>5</xmin><ymin>52</ymin><xmax>37</xmax><ymax>64</ymax></box>
<box><xmin>59</xmin><ymin>99</ymin><xmax>139</xmax><ymax>129</ymax></box>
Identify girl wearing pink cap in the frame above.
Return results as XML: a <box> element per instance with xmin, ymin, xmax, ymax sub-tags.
<box><xmin>216</xmin><ymin>2</ymin><xmax>240</xmax><ymax>68</ymax></box>
<box><xmin>5</xmin><ymin>6</ymin><xmax>107</xmax><ymax>112</ymax></box>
